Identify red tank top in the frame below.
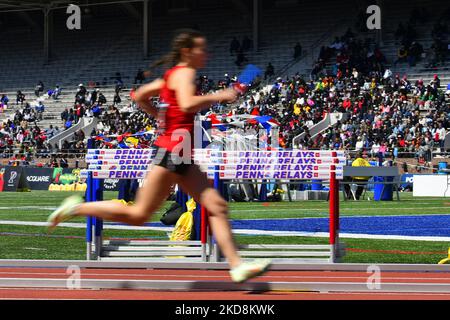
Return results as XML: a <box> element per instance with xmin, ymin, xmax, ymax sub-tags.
<box><xmin>153</xmin><ymin>65</ymin><xmax>196</xmax><ymax>152</ymax></box>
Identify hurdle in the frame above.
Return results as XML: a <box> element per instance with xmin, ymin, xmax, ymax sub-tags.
<box><xmin>81</xmin><ymin>146</ymin><xmax>345</xmax><ymax>264</ymax></box>
<box><xmin>83</xmin><ymin>143</ymin><xmax>212</xmax><ymax>262</ymax></box>
<box><xmin>194</xmin><ymin>149</ymin><xmax>345</xmax><ymax>263</ymax></box>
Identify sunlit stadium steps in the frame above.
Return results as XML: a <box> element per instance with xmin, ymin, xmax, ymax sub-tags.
<box><xmin>0</xmin><ymin>1</ymin><xmax>352</xmax><ymax>90</ymax></box>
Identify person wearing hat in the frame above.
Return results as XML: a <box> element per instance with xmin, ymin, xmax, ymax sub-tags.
<box><xmin>77</xmin><ymin>83</ymin><xmax>87</xmax><ymax>96</ymax></box>
<box><xmin>344</xmin><ymin>151</ymin><xmax>371</xmax><ymax>200</ymax></box>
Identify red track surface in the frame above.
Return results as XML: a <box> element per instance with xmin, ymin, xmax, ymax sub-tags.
<box><xmin>1</xmin><ymin>267</ymin><xmax>450</xmax><ymax>300</ymax></box>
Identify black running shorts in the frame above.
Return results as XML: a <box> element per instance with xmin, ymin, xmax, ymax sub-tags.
<box><xmin>152</xmin><ymin>146</ymin><xmax>195</xmax><ymax>176</ymax></box>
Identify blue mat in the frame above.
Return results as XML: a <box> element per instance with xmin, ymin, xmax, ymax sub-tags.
<box><xmin>229</xmin><ymin>215</ymin><xmax>450</xmax><ymax>237</ymax></box>
<box><xmin>142</xmin><ymin>215</ymin><xmax>450</xmax><ymax>237</ymax></box>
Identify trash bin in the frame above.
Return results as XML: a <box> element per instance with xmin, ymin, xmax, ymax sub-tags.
<box><xmin>438</xmin><ymin>162</ymin><xmax>448</xmax><ymax>175</ymax></box>
<box><xmin>311</xmin><ymin>180</ymin><xmax>322</xmax><ymax>191</ymax></box>
<box><xmin>373</xmin><ymin>176</ymin><xmax>393</xmax><ymax>201</ymax></box>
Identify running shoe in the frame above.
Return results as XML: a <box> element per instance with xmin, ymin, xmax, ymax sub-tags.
<box><xmin>229</xmin><ymin>259</ymin><xmax>272</xmax><ymax>283</ymax></box>
<box><xmin>47</xmin><ymin>195</ymin><xmax>84</xmax><ymax>232</ymax></box>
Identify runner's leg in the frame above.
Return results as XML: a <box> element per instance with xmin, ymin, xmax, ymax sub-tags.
<box><xmin>70</xmin><ymin>165</ymin><xmax>176</xmax><ymax>225</ymax></box>
<box><xmin>177</xmin><ymin>165</ymin><xmax>241</xmax><ymax>268</ymax></box>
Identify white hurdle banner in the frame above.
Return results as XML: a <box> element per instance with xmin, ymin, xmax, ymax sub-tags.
<box><xmin>82</xmin><ymin>149</ymin><xmax>346</xmax><ymax>181</ymax></box>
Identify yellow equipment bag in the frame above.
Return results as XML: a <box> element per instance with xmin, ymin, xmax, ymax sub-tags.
<box><xmin>169</xmin><ymin>198</ymin><xmax>196</xmax><ymax>241</ymax></box>
<box><xmin>438</xmin><ymin>248</ymin><xmax>450</xmax><ymax>264</ymax></box>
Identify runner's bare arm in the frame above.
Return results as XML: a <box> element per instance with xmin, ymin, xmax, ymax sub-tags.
<box><xmin>134</xmin><ymin>78</ymin><xmax>165</xmax><ymax>117</ymax></box>
<box><xmin>174</xmin><ymin>68</ymin><xmax>237</xmax><ymax>113</ymax></box>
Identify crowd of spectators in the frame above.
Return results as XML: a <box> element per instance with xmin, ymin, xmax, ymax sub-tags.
<box><xmin>0</xmin><ymin>78</ymin><xmax>131</xmax><ymax>166</ymax></box>
<box><xmin>225</xmin><ymin>30</ymin><xmax>449</xmax><ymax>167</ymax></box>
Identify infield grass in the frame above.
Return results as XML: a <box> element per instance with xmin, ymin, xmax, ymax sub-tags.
<box><xmin>0</xmin><ymin>191</ymin><xmax>448</xmax><ymax>264</ymax></box>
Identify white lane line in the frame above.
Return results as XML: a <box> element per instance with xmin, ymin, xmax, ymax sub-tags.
<box><xmin>232</xmin><ymin>228</ymin><xmax>450</xmax><ymax>241</ymax></box>
<box><xmin>0</xmin><ymin>220</ymin><xmax>173</xmax><ymax>232</ymax></box>
<box><xmin>0</xmin><ymin>206</ymin><xmax>57</xmax><ymax>211</ymax></box>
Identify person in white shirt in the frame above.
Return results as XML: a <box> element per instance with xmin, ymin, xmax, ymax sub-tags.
<box><xmin>383</xmin><ymin>68</ymin><xmax>392</xmax><ymax>84</ymax></box>
<box><xmin>371</xmin><ymin>141</ymin><xmax>380</xmax><ymax>157</ymax></box>
<box><xmin>438</xmin><ymin>124</ymin><xmax>446</xmax><ymax>149</ymax></box>
<box><xmin>355</xmin><ymin>136</ymin><xmax>364</xmax><ymax>151</ymax></box>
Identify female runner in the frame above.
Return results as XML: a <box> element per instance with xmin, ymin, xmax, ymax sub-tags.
<box><xmin>48</xmin><ymin>29</ymin><xmax>270</xmax><ymax>283</ymax></box>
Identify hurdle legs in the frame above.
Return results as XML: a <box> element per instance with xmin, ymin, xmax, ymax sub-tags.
<box><xmin>200</xmin><ymin>206</ymin><xmax>209</xmax><ymax>262</ymax></box>
<box><xmin>86</xmin><ymin>172</ymin><xmax>93</xmax><ymax>260</ymax></box>
<box><xmin>329</xmin><ymin>153</ymin><xmax>341</xmax><ymax>263</ymax></box>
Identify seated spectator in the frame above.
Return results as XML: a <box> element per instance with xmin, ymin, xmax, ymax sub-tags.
<box><xmin>46</xmin><ymin>125</ymin><xmax>56</xmax><ymax>139</ymax></box>
<box><xmin>16</xmin><ymin>90</ymin><xmax>25</xmax><ymax>105</ymax></box>
<box><xmin>344</xmin><ymin>151</ymin><xmax>371</xmax><ymax>200</ymax></box>
<box><xmin>394</xmin><ymin>45</ymin><xmax>408</xmax><ymax>66</ymax></box>
<box><xmin>52</xmin><ymin>85</ymin><xmax>61</xmax><ymax>100</ymax></box>
<box><xmin>92</xmin><ymin>104</ymin><xmax>102</xmax><ymax>118</ymax></box>
<box><xmin>430</xmin><ymin>74</ymin><xmax>441</xmax><ymax>88</ymax></box>
<box><xmin>98</xmin><ymin>92</ymin><xmax>107</xmax><ymax>105</ymax></box>
<box><xmin>61</xmin><ymin>108</ymin><xmax>69</xmax><ymax>125</ymax></box>
<box><xmin>90</xmin><ymin>88</ymin><xmax>99</xmax><ymax>105</ymax></box>
<box><xmin>35</xmin><ymin>101</ymin><xmax>45</xmax><ymax>121</ymax></box>
<box><xmin>113</xmin><ymin>92</ymin><xmax>122</xmax><ymax>106</ymax></box>
<box><xmin>1</xmin><ymin>94</ymin><xmax>9</xmax><ymax>107</ymax></box>
<box><xmin>34</xmin><ymin>81</ymin><xmax>44</xmax><ymax>97</ymax></box>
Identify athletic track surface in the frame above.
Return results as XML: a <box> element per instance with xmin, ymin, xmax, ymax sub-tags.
<box><xmin>1</xmin><ymin>267</ymin><xmax>450</xmax><ymax>300</ymax></box>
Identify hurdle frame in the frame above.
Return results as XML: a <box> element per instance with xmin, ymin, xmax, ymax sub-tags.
<box><xmin>84</xmin><ymin>180</ymin><xmax>211</xmax><ymax>262</ymax></box>
<box><xmin>84</xmin><ymin>139</ymin><xmax>212</xmax><ymax>261</ymax></box>
<box><xmin>207</xmin><ymin>151</ymin><xmax>343</xmax><ymax>264</ymax></box>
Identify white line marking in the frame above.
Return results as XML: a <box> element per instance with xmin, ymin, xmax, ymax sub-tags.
<box><xmin>0</xmin><ymin>220</ymin><xmax>173</xmax><ymax>232</ymax></box>
<box><xmin>0</xmin><ymin>206</ymin><xmax>57</xmax><ymax>211</ymax></box>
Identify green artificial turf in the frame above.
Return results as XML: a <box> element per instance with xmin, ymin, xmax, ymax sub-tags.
<box><xmin>0</xmin><ymin>191</ymin><xmax>448</xmax><ymax>263</ymax></box>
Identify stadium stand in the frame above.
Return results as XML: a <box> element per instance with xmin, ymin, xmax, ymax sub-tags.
<box><xmin>0</xmin><ymin>0</ymin><xmax>448</xmax><ymax>173</ymax></box>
